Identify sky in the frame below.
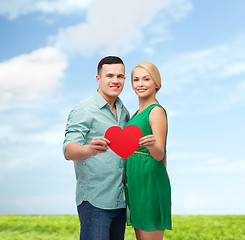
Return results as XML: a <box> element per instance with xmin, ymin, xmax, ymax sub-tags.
<box><xmin>0</xmin><ymin>0</ymin><xmax>245</xmax><ymax>215</ymax></box>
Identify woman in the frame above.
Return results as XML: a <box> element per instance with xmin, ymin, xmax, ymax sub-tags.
<box><xmin>125</xmin><ymin>62</ymin><xmax>172</xmax><ymax>240</ymax></box>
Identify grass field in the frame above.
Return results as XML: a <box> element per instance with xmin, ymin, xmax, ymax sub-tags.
<box><xmin>0</xmin><ymin>215</ymin><xmax>244</xmax><ymax>239</ymax></box>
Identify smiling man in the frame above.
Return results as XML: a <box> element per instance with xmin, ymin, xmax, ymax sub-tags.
<box><xmin>63</xmin><ymin>56</ymin><xmax>130</xmax><ymax>240</ymax></box>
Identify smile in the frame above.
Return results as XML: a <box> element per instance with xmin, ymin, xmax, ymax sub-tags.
<box><xmin>137</xmin><ymin>89</ymin><xmax>146</xmax><ymax>92</ymax></box>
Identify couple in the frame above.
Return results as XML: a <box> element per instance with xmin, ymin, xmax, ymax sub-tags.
<box><xmin>63</xmin><ymin>56</ymin><xmax>172</xmax><ymax>240</ymax></box>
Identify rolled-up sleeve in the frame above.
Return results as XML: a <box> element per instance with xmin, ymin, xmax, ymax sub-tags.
<box><xmin>63</xmin><ymin>105</ymin><xmax>91</xmax><ymax>155</ymax></box>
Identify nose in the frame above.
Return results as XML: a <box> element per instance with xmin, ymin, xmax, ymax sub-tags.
<box><xmin>112</xmin><ymin>76</ymin><xmax>119</xmax><ymax>84</ymax></box>
<box><xmin>138</xmin><ymin>79</ymin><xmax>144</xmax><ymax>86</ymax></box>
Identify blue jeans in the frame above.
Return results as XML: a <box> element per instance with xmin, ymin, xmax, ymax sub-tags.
<box><xmin>77</xmin><ymin>201</ymin><xmax>126</xmax><ymax>240</ymax></box>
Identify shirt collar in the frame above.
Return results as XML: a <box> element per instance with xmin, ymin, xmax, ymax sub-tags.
<box><xmin>94</xmin><ymin>91</ymin><xmax>123</xmax><ymax>109</ymax></box>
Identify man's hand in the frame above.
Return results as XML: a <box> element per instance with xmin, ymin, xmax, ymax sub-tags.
<box><xmin>64</xmin><ymin>137</ymin><xmax>110</xmax><ymax>161</ymax></box>
<box><xmin>89</xmin><ymin>137</ymin><xmax>110</xmax><ymax>156</ymax></box>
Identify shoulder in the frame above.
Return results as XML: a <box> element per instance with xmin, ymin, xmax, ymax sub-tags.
<box><xmin>149</xmin><ymin>105</ymin><xmax>167</xmax><ymax>125</ymax></box>
<box><xmin>68</xmin><ymin>96</ymin><xmax>94</xmax><ymax>120</ymax></box>
<box><xmin>73</xmin><ymin>96</ymin><xmax>95</xmax><ymax>111</ymax></box>
<box><xmin>117</xmin><ymin>97</ymin><xmax>130</xmax><ymax>118</ymax></box>
<box><xmin>150</xmin><ymin>105</ymin><xmax>167</xmax><ymax>117</ymax></box>
<box><xmin>122</xmin><ymin>104</ymin><xmax>130</xmax><ymax>118</ymax></box>
<box><xmin>77</xmin><ymin>96</ymin><xmax>95</xmax><ymax>108</ymax></box>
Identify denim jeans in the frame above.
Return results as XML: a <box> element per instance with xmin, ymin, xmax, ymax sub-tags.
<box><xmin>77</xmin><ymin>201</ymin><xmax>126</xmax><ymax>240</ymax></box>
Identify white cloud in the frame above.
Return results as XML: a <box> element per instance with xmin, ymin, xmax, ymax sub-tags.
<box><xmin>161</xmin><ymin>35</ymin><xmax>245</xmax><ymax>94</ymax></box>
<box><xmin>227</xmin><ymin>81</ymin><xmax>245</xmax><ymax>106</ymax></box>
<box><xmin>173</xmin><ymin>153</ymin><xmax>245</xmax><ymax>173</ymax></box>
<box><xmin>198</xmin><ymin>159</ymin><xmax>245</xmax><ymax>173</ymax></box>
<box><xmin>54</xmin><ymin>0</ymin><xmax>193</xmax><ymax>55</ymax></box>
<box><xmin>222</xmin><ymin>62</ymin><xmax>245</xmax><ymax>77</ymax></box>
<box><xmin>176</xmin><ymin>190</ymin><xmax>245</xmax><ymax>214</ymax></box>
<box><xmin>0</xmin><ymin>46</ymin><xmax>67</xmax><ymax>103</ymax></box>
<box><xmin>0</xmin><ymin>124</ymin><xmax>65</xmax><ymax>179</ymax></box>
<box><xmin>0</xmin><ymin>0</ymin><xmax>193</xmax><ymax>55</ymax></box>
<box><xmin>0</xmin><ymin>0</ymin><xmax>93</xmax><ymax>19</ymax></box>
<box><xmin>0</xmin><ymin>193</ymin><xmax>76</xmax><ymax>214</ymax></box>
<box><xmin>170</xmin><ymin>152</ymin><xmax>208</xmax><ymax>161</ymax></box>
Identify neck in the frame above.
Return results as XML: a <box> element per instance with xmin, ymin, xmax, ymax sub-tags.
<box><xmin>138</xmin><ymin>96</ymin><xmax>158</xmax><ymax>112</ymax></box>
<box><xmin>97</xmin><ymin>89</ymin><xmax>117</xmax><ymax>107</ymax></box>
<box><xmin>97</xmin><ymin>90</ymin><xmax>118</xmax><ymax>118</ymax></box>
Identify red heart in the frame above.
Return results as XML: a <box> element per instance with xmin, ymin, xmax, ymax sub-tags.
<box><xmin>105</xmin><ymin>125</ymin><xmax>142</xmax><ymax>159</ymax></box>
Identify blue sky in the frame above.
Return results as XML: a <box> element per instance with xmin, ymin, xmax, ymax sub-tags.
<box><xmin>0</xmin><ymin>0</ymin><xmax>244</xmax><ymax>215</ymax></box>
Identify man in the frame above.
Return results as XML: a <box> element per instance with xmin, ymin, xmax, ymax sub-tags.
<box><xmin>63</xmin><ymin>56</ymin><xmax>130</xmax><ymax>240</ymax></box>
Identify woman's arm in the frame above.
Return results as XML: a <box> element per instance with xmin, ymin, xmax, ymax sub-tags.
<box><xmin>139</xmin><ymin>106</ymin><xmax>167</xmax><ymax>161</ymax></box>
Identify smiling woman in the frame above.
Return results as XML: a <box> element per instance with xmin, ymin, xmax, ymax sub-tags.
<box><xmin>125</xmin><ymin>62</ymin><xmax>172</xmax><ymax>240</ymax></box>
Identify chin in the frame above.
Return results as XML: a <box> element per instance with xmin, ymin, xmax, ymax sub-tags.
<box><xmin>109</xmin><ymin>92</ymin><xmax>121</xmax><ymax>98</ymax></box>
<box><xmin>112</xmin><ymin>89</ymin><xmax>122</xmax><ymax>96</ymax></box>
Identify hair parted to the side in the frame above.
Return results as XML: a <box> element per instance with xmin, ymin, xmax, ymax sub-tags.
<box><xmin>131</xmin><ymin>62</ymin><xmax>162</xmax><ymax>92</ymax></box>
<box><xmin>97</xmin><ymin>56</ymin><xmax>124</xmax><ymax>75</ymax></box>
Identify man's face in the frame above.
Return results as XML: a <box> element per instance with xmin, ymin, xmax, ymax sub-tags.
<box><xmin>96</xmin><ymin>64</ymin><xmax>125</xmax><ymax>102</ymax></box>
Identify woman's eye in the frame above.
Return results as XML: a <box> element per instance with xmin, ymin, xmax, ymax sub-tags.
<box><xmin>133</xmin><ymin>78</ymin><xmax>138</xmax><ymax>82</ymax></box>
<box><xmin>145</xmin><ymin>78</ymin><xmax>150</xmax><ymax>81</ymax></box>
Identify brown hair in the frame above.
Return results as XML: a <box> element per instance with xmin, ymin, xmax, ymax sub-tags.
<box><xmin>97</xmin><ymin>56</ymin><xmax>124</xmax><ymax>75</ymax></box>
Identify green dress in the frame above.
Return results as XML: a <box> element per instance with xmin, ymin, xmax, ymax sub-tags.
<box><xmin>125</xmin><ymin>104</ymin><xmax>172</xmax><ymax>231</ymax></box>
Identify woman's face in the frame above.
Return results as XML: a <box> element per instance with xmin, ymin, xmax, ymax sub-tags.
<box><xmin>132</xmin><ymin>67</ymin><xmax>157</xmax><ymax>98</ymax></box>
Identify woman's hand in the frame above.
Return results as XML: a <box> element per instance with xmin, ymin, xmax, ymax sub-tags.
<box><xmin>139</xmin><ymin>135</ymin><xmax>156</xmax><ymax>148</ymax></box>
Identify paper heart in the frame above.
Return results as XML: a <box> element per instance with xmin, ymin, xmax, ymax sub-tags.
<box><xmin>105</xmin><ymin>125</ymin><xmax>142</xmax><ymax>159</ymax></box>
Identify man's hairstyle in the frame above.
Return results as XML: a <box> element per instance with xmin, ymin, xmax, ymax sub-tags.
<box><xmin>97</xmin><ymin>56</ymin><xmax>124</xmax><ymax>75</ymax></box>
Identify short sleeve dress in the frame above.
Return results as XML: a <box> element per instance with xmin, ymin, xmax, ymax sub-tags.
<box><xmin>125</xmin><ymin>104</ymin><xmax>172</xmax><ymax>231</ymax></box>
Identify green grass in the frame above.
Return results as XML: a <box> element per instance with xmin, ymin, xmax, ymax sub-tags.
<box><xmin>0</xmin><ymin>215</ymin><xmax>244</xmax><ymax>239</ymax></box>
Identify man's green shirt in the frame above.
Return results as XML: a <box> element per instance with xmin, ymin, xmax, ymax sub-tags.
<box><xmin>63</xmin><ymin>92</ymin><xmax>130</xmax><ymax>209</ymax></box>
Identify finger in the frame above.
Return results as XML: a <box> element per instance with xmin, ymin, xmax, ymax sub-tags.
<box><xmin>95</xmin><ymin>149</ymin><xmax>108</xmax><ymax>153</ymax></box>
<box><xmin>103</xmin><ymin>138</ymin><xmax>111</xmax><ymax>145</ymax></box>
<box><xmin>139</xmin><ymin>138</ymin><xmax>155</xmax><ymax>145</ymax></box>
<box><xmin>139</xmin><ymin>135</ymin><xmax>155</xmax><ymax>141</ymax></box>
<box><xmin>93</xmin><ymin>145</ymin><xmax>109</xmax><ymax>151</ymax></box>
<box><xmin>139</xmin><ymin>140</ymin><xmax>156</xmax><ymax>147</ymax></box>
<box><xmin>92</xmin><ymin>137</ymin><xmax>110</xmax><ymax>143</ymax></box>
<box><xmin>99</xmin><ymin>137</ymin><xmax>110</xmax><ymax>145</ymax></box>
<box><xmin>139</xmin><ymin>143</ymin><xmax>154</xmax><ymax>147</ymax></box>
<box><xmin>91</xmin><ymin>139</ymin><xmax>109</xmax><ymax>146</ymax></box>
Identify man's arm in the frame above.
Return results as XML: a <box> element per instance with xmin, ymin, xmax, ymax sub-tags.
<box><xmin>64</xmin><ymin>137</ymin><xmax>110</xmax><ymax>162</ymax></box>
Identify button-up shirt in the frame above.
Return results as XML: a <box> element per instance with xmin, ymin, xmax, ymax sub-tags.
<box><xmin>63</xmin><ymin>91</ymin><xmax>130</xmax><ymax>209</ymax></box>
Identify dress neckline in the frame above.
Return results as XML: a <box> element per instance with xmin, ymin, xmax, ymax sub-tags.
<box><xmin>132</xmin><ymin>103</ymin><xmax>160</xmax><ymax>119</ymax></box>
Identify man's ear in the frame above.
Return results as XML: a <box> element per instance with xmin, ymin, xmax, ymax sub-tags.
<box><xmin>96</xmin><ymin>75</ymin><xmax>100</xmax><ymax>84</ymax></box>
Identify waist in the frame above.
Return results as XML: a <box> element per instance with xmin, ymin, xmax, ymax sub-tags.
<box><xmin>134</xmin><ymin>151</ymin><xmax>150</xmax><ymax>156</ymax></box>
